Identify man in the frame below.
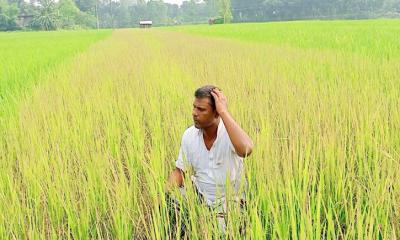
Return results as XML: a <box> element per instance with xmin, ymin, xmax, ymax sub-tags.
<box><xmin>166</xmin><ymin>85</ymin><xmax>253</xmax><ymax>232</ymax></box>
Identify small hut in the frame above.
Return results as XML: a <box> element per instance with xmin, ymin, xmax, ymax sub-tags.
<box><xmin>139</xmin><ymin>20</ymin><xmax>152</xmax><ymax>28</ymax></box>
<box><xmin>17</xmin><ymin>14</ymin><xmax>34</xmax><ymax>28</ymax></box>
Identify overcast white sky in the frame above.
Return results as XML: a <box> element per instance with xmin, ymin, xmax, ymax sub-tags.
<box><xmin>163</xmin><ymin>0</ymin><xmax>205</xmax><ymax>6</ymax></box>
<box><xmin>163</xmin><ymin>0</ymin><xmax>183</xmax><ymax>5</ymax></box>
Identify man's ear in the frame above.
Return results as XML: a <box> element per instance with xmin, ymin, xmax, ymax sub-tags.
<box><xmin>214</xmin><ymin>110</ymin><xmax>219</xmax><ymax>119</ymax></box>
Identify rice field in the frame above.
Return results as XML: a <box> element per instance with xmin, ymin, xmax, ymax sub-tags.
<box><xmin>166</xmin><ymin>19</ymin><xmax>400</xmax><ymax>59</ymax></box>
<box><xmin>0</xmin><ymin>30</ymin><xmax>111</xmax><ymax>117</ymax></box>
<box><xmin>0</xmin><ymin>20</ymin><xmax>399</xmax><ymax>239</ymax></box>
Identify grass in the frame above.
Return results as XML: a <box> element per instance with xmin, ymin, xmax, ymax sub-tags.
<box><xmin>0</xmin><ymin>30</ymin><xmax>111</xmax><ymax>118</ymax></box>
<box><xmin>163</xmin><ymin>19</ymin><xmax>400</xmax><ymax>60</ymax></box>
<box><xmin>0</xmin><ymin>20</ymin><xmax>399</xmax><ymax>239</ymax></box>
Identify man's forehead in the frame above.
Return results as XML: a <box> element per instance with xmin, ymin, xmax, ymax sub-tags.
<box><xmin>193</xmin><ymin>97</ymin><xmax>211</xmax><ymax>107</ymax></box>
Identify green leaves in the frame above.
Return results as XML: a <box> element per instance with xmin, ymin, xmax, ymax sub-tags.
<box><xmin>31</xmin><ymin>0</ymin><xmax>60</xmax><ymax>30</ymax></box>
<box><xmin>0</xmin><ymin>1</ymin><xmax>18</xmax><ymax>31</ymax></box>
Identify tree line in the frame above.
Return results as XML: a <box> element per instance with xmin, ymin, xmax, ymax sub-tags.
<box><xmin>0</xmin><ymin>0</ymin><xmax>399</xmax><ymax>31</ymax></box>
<box><xmin>231</xmin><ymin>0</ymin><xmax>400</xmax><ymax>22</ymax></box>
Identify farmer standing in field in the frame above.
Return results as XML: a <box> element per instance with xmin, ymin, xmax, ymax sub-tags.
<box><xmin>166</xmin><ymin>85</ymin><xmax>253</xmax><ymax>234</ymax></box>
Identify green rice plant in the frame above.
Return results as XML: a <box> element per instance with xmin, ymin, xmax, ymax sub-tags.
<box><xmin>163</xmin><ymin>19</ymin><xmax>400</xmax><ymax>60</ymax></box>
<box><xmin>0</xmin><ymin>30</ymin><xmax>111</xmax><ymax>118</ymax></box>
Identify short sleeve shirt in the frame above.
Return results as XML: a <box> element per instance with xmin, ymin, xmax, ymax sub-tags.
<box><xmin>175</xmin><ymin>119</ymin><xmax>244</xmax><ymax>203</ymax></box>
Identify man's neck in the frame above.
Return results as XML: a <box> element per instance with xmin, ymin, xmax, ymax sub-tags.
<box><xmin>202</xmin><ymin>118</ymin><xmax>220</xmax><ymax>140</ymax></box>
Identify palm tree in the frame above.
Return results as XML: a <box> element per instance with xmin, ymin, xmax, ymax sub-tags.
<box><xmin>31</xmin><ymin>0</ymin><xmax>59</xmax><ymax>30</ymax></box>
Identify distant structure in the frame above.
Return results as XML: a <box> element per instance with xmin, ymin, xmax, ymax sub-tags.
<box><xmin>208</xmin><ymin>18</ymin><xmax>224</xmax><ymax>25</ymax></box>
<box><xmin>17</xmin><ymin>14</ymin><xmax>34</xmax><ymax>28</ymax></box>
<box><xmin>139</xmin><ymin>20</ymin><xmax>152</xmax><ymax>28</ymax></box>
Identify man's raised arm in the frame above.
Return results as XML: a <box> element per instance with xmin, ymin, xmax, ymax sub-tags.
<box><xmin>211</xmin><ymin>88</ymin><xmax>254</xmax><ymax>158</ymax></box>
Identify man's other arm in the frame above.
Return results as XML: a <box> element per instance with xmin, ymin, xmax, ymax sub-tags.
<box><xmin>166</xmin><ymin>168</ymin><xmax>184</xmax><ymax>192</ymax></box>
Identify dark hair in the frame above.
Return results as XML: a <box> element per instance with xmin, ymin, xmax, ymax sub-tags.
<box><xmin>194</xmin><ymin>85</ymin><xmax>218</xmax><ymax>111</ymax></box>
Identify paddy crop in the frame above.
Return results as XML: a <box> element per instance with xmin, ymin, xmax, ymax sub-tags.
<box><xmin>165</xmin><ymin>19</ymin><xmax>400</xmax><ymax>60</ymax></box>
<box><xmin>0</xmin><ymin>20</ymin><xmax>399</xmax><ymax>239</ymax></box>
<box><xmin>0</xmin><ymin>30</ymin><xmax>111</xmax><ymax>118</ymax></box>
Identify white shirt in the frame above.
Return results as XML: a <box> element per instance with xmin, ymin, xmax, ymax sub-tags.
<box><xmin>175</xmin><ymin>119</ymin><xmax>245</xmax><ymax>204</ymax></box>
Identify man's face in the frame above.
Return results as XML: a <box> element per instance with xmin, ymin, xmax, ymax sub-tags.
<box><xmin>192</xmin><ymin>97</ymin><xmax>217</xmax><ymax>129</ymax></box>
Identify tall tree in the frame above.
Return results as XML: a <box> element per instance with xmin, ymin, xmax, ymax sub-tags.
<box><xmin>204</xmin><ymin>0</ymin><xmax>219</xmax><ymax>17</ymax></box>
<box><xmin>147</xmin><ymin>0</ymin><xmax>167</xmax><ymax>25</ymax></box>
<box><xmin>166</xmin><ymin>3</ymin><xmax>179</xmax><ymax>24</ymax></box>
<box><xmin>113</xmin><ymin>0</ymin><xmax>131</xmax><ymax>27</ymax></box>
<box><xmin>31</xmin><ymin>0</ymin><xmax>59</xmax><ymax>30</ymax></box>
<box><xmin>219</xmin><ymin>0</ymin><xmax>232</xmax><ymax>22</ymax></box>
<box><xmin>0</xmin><ymin>0</ymin><xmax>18</xmax><ymax>30</ymax></box>
<box><xmin>180</xmin><ymin>0</ymin><xmax>197</xmax><ymax>23</ymax></box>
<box><xmin>75</xmin><ymin>0</ymin><xmax>96</xmax><ymax>12</ymax></box>
<box><xmin>58</xmin><ymin>0</ymin><xmax>80</xmax><ymax>27</ymax></box>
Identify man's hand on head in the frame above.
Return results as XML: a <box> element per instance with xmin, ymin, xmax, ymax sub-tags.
<box><xmin>210</xmin><ymin>88</ymin><xmax>254</xmax><ymax>157</ymax></box>
<box><xmin>210</xmin><ymin>88</ymin><xmax>228</xmax><ymax>116</ymax></box>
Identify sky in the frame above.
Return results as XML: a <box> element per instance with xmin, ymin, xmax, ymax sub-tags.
<box><xmin>162</xmin><ymin>0</ymin><xmax>204</xmax><ymax>6</ymax></box>
<box><xmin>163</xmin><ymin>0</ymin><xmax>184</xmax><ymax>5</ymax></box>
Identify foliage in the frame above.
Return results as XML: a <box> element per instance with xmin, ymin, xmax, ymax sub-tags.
<box><xmin>31</xmin><ymin>0</ymin><xmax>59</xmax><ymax>30</ymax></box>
<box><xmin>58</xmin><ymin>0</ymin><xmax>81</xmax><ymax>27</ymax></box>
<box><xmin>219</xmin><ymin>0</ymin><xmax>232</xmax><ymax>23</ymax></box>
<box><xmin>0</xmin><ymin>0</ymin><xmax>19</xmax><ymax>30</ymax></box>
<box><xmin>180</xmin><ymin>0</ymin><xmax>207</xmax><ymax>24</ymax></box>
<box><xmin>230</xmin><ymin>0</ymin><xmax>398</xmax><ymax>22</ymax></box>
<box><xmin>1</xmin><ymin>0</ymin><xmax>400</xmax><ymax>30</ymax></box>
<box><xmin>146</xmin><ymin>0</ymin><xmax>167</xmax><ymax>26</ymax></box>
<box><xmin>205</xmin><ymin>0</ymin><xmax>220</xmax><ymax>18</ymax></box>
